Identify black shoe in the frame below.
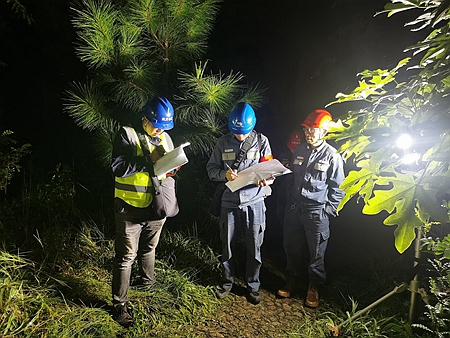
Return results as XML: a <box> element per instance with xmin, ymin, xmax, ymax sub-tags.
<box><xmin>248</xmin><ymin>291</ymin><xmax>261</xmax><ymax>304</ymax></box>
<box><xmin>215</xmin><ymin>287</ymin><xmax>230</xmax><ymax>299</ymax></box>
<box><xmin>114</xmin><ymin>302</ymin><xmax>133</xmax><ymax>328</ymax></box>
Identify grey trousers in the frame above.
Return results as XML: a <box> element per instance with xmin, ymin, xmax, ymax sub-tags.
<box><xmin>219</xmin><ymin>201</ymin><xmax>266</xmax><ymax>293</ymax></box>
<box><xmin>112</xmin><ymin>211</ymin><xmax>165</xmax><ymax>304</ymax></box>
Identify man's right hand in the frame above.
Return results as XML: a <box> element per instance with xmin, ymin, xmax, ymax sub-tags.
<box><xmin>150</xmin><ymin>145</ymin><xmax>166</xmax><ymax>162</ymax></box>
<box><xmin>226</xmin><ymin>169</ymin><xmax>238</xmax><ymax>181</ymax></box>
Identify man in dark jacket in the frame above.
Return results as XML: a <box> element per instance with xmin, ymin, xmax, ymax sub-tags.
<box><xmin>277</xmin><ymin>109</ymin><xmax>345</xmax><ymax>308</ymax></box>
<box><xmin>207</xmin><ymin>102</ymin><xmax>274</xmax><ymax>305</ymax></box>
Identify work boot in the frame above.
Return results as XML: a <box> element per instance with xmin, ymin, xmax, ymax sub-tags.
<box><xmin>215</xmin><ymin>287</ymin><xmax>230</xmax><ymax>299</ymax></box>
<box><xmin>277</xmin><ymin>280</ymin><xmax>297</xmax><ymax>298</ymax></box>
<box><xmin>248</xmin><ymin>291</ymin><xmax>262</xmax><ymax>305</ymax></box>
<box><xmin>305</xmin><ymin>284</ymin><xmax>319</xmax><ymax>308</ymax></box>
<box><xmin>113</xmin><ymin>302</ymin><xmax>133</xmax><ymax>328</ymax></box>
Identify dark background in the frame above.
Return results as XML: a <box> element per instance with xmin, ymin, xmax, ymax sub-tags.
<box><xmin>207</xmin><ymin>0</ymin><xmax>422</xmax><ymax>152</ymax></box>
<box><xmin>0</xmin><ymin>0</ymin><xmax>436</xmax><ymax>275</ymax></box>
<box><xmin>206</xmin><ymin>0</ymin><xmax>427</xmax><ymax>269</ymax></box>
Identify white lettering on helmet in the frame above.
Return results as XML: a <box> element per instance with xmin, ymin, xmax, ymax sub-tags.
<box><xmin>231</xmin><ymin>118</ymin><xmax>243</xmax><ymax>127</ymax></box>
<box><xmin>161</xmin><ymin>117</ymin><xmax>173</xmax><ymax>121</ymax></box>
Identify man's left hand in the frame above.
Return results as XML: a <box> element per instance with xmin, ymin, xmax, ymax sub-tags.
<box><xmin>256</xmin><ymin>177</ymin><xmax>275</xmax><ymax>187</ymax></box>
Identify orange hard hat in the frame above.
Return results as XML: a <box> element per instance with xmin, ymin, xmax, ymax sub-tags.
<box><xmin>287</xmin><ymin>130</ymin><xmax>303</xmax><ymax>152</ymax></box>
<box><xmin>302</xmin><ymin>109</ymin><xmax>332</xmax><ymax>130</ymax></box>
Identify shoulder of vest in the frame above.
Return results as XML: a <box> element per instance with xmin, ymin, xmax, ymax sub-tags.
<box><xmin>122</xmin><ymin>126</ymin><xmax>139</xmax><ymax>146</ymax></box>
<box><xmin>160</xmin><ymin>132</ymin><xmax>174</xmax><ymax>150</ymax></box>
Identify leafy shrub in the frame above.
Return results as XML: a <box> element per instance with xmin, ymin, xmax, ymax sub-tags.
<box><xmin>0</xmin><ymin>130</ymin><xmax>31</xmax><ymax>194</ymax></box>
<box><xmin>413</xmin><ymin>235</ymin><xmax>450</xmax><ymax>337</ymax></box>
<box><xmin>0</xmin><ymin>250</ymin><xmax>121</xmax><ymax>338</ymax></box>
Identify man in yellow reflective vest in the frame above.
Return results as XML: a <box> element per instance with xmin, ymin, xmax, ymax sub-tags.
<box><xmin>111</xmin><ymin>97</ymin><xmax>175</xmax><ymax>327</ymax></box>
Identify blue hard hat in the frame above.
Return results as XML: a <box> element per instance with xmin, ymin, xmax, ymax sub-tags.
<box><xmin>142</xmin><ymin>97</ymin><xmax>174</xmax><ymax>130</ymax></box>
<box><xmin>228</xmin><ymin>102</ymin><xmax>256</xmax><ymax>134</ymax></box>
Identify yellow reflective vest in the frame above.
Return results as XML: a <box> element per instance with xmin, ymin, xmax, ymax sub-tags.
<box><xmin>114</xmin><ymin>126</ymin><xmax>174</xmax><ymax>208</ymax></box>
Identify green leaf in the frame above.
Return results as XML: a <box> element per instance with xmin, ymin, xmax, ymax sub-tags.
<box><xmin>361</xmin><ymin>172</ymin><xmax>422</xmax><ymax>252</ymax></box>
<box><xmin>387</xmin><ymin>200</ymin><xmax>422</xmax><ymax>253</ymax></box>
<box><xmin>363</xmin><ymin>172</ymin><xmax>416</xmax><ymax>215</ymax></box>
<box><xmin>327</xmin><ymin>2</ymin><xmax>450</xmax><ymax>255</ymax></box>
<box><xmin>417</xmin><ymin>185</ymin><xmax>450</xmax><ymax>224</ymax></box>
<box><xmin>338</xmin><ymin>168</ymin><xmax>373</xmax><ymax>211</ymax></box>
<box><xmin>383</xmin><ymin>3</ymin><xmax>417</xmax><ymax>17</ymax></box>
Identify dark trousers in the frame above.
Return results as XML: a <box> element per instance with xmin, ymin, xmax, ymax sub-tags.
<box><xmin>283</xmin><ymin>202</ymin><xmax>330</xmax><ymax>286</ymax></box>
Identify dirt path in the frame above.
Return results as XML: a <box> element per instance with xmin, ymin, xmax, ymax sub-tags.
<box><xmin>192</xmin><ymin>287</ymin><xmax>309</xmax><ymax>337</ymax></box>
<box><xmin>188</xmin><ymin>246</ymin><xmax>316</xmax><ymax>338</ymax></box>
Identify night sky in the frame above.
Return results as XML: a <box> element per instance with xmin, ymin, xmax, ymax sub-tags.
<box><xmin>207</xmin><ymin>0</ymin><xmax>423</xmax><ymax>153</ymax></box>
<box><xmin>0</xmin><ymin>0</ymin><xmax>422</xmax><ymax>165</ymax></box>
<box><xmin>0</xmin><ymin>0</ymin><xmax>428</xmax><ymax>266</ymax></box>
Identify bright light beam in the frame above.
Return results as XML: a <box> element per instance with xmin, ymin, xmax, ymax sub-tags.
<box><xmin>396</xmin><ymin>134</ymin><xmax>413</xmax><ymax>149</ymax></box>
<box><xmin>402</xmin><ymin>152</ymin><xmax>420</xmax><ymax>165</ymax></box>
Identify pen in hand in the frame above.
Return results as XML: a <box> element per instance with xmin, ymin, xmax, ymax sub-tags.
<box><xmin>225</xmin><ymin>163</ymin><xmax>238</xmax><ymax>181</ymax></box>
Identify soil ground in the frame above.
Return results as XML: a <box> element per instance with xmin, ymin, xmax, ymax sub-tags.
<box><xmin>187</xmin><ymin>242</ymin><xmax>319</xmax><ymax>338</ymax></box>
<box><xmin>190</xmin><ymin>286</ymin><xmax>310</xmax><ymax>338</ymax></box>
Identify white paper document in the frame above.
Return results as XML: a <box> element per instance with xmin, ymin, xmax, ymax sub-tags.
<box><xmin>153</xmin><ymin>142</ymin><xmax>190</xmax><ymax>177</ymax></box>
<box><xmin>225</xmin><ymin>159</ymin><xmax>292</xmax><ymax>192</ymax></box>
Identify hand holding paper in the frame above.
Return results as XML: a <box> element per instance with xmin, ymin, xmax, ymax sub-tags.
<box><xmin>153</xmin><ymin>142</ymin><xmax>190</xmax><ymax>177</ymax></box>
<box><xmin>225</xmin><ymin>159</ymin><xmax>291</xmax><ymax>192</ymax></box>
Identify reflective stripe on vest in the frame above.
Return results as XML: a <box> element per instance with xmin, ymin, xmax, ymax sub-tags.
<box><xmin>114</xmin><ymin>127</ymin><xmax>173</xmax><ymax>208</ymax></box>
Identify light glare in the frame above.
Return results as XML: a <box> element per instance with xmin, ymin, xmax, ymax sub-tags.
<box><xmin>396</xmin><ymin>134</ymin><xmax>413</xmax><ymax>149</ymax></box>
<box><xmin>402</xmin><ymin>152</ymin><xmax>420</xmax><ymax>164</ymax></box>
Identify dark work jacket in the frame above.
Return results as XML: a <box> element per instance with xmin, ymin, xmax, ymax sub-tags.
<box><xmin>288</xmin><ymin>141</ymin><xmax>345</xmax><ymax>215</ymax></box>
<box><xmin>206</xmin><ymin>132</ymin><xmax>273</xmax><ymax>209</ymax></box>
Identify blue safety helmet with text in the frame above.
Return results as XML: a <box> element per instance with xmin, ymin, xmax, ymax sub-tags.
<box><xmin>228</xmin><ymin>102</ymin><xmax>256</xmax><ymax>135</ymax></box>
<box><xmin>142</xmin><ymin>97</ymin><xmax>174</xmax><ymax>130</ymax></box>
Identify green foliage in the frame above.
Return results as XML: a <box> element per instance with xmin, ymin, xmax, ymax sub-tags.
<box><xmin>0</xmin><ymin>130</ymin><xmax>31</xmax><ymax>194</ymax></box>
<box><xmin>290</xmin><ymin>300</ymin><xmax>414</xmax><ymax>338</ymax></box>
<box><xmin>175</xmin><ymin>61</ymin><xmax>265</xmax><ymax>155</ymax></box>
<box><xmin>424</xmin><ymin>233</ymin><xmax>450</xmax><ymax>259</ymax></box>
<box><xmin>0</xmin><ymin>250</ymin><xmax>122</xmax><ymax>338</ymax></box>
<box><xmin>65</xmin><ymin>0</ymin><xmax>265</xmax><ymax>164</ymax></box>
<box><xmin>57</xmin><ymin>231</ymin><xmax>220</xmax><ymax>337</ymax></box>
<box><xmin>5</xmin><ymin>0</ymin><xmax>33</xmax><ymax>25</ymax></box>
<box><xmin>157</xmin><ymin>227</ymin><xmax>221</xmax><ymax>285</ymax></box>
<box><xmin>327</xmin><ymin>0</ymin><xmax>450</xmax><ymax>253</ymax></box>
<box><xmin>127</xmin><ymin>262</ymin><xmax>218</xmax><ymax>337</ymax></box>
<box><xmin>413</xmin><ymin>235</ymin><xmax>450</xmax><ymax>337</ymax></box>
<box><xmin>64</xmin><ymin>0</ymin><xmax>227</xmax><ymax>163</ymax></box>
<box><xmin>0</xmin><ymin>201</ymin><xmax>220</xmax><ymax>337</ymax></box>
<box><xmin>45</xmin><ymin>307</ymin><xmax>120</xmax><ymax>338</ymax></box>
<box><xmin>0</xmin><ymin>163</ymin><xmax>88</xmax><ymax>265</ymax></box>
